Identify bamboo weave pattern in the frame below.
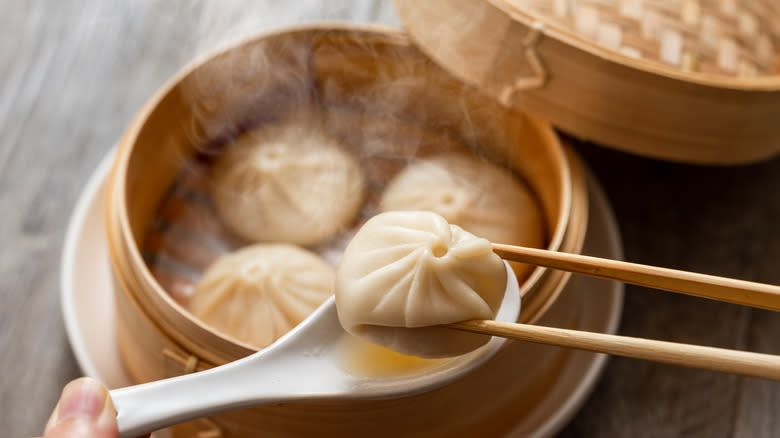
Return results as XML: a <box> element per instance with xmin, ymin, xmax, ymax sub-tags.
<box><xmin>510</xmin><ymin>0</ymin><xmax>779</xmax><ymax>76</ymax></box>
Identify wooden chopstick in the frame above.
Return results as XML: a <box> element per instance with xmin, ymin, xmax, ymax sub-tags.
<box><xmin>474</xmin><ymin>243</ymin><xmax>780</xmax><ymax>380</ymax></box>
<box><xmin>492</xmin><ymin>243</ymin><xmax>780</xmax><ymax>311</ymax></box>
<box><xmin>448</xmin><ymin>319</ymin><xmax>780</xmax><ymax>381</ymax></box>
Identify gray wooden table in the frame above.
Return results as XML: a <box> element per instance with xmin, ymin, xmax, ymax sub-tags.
<box><xmin>2</xmin><ymin>1</ymin><xmax>778</xmax><ymax>437</ymax></box>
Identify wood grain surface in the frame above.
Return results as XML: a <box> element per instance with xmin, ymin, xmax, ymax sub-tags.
<box><xmin>0</xmin><ymin>1</ymin><xmax>778</xmax><ymax>437</ymax></box>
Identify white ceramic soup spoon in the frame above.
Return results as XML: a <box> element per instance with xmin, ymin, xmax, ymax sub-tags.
<box><xmin>110</xmin><ymin>261</ymin><xmax>521</xmax><ymax>438</ymax></box>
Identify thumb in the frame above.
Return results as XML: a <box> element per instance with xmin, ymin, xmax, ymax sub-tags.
<box><xmin>43</xmin><ymin>377</ymin><xmax>118</xmax><ymax>438</ymax></box>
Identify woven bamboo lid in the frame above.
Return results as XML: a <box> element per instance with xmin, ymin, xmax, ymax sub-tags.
<box><xmin>395</xmin><ymin>0</ymin><xmax>780</xmax><ymax>164</ymax></box>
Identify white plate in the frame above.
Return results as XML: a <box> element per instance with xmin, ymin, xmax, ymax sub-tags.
<box><xmin>60</xmin><ymin>149</ymin><xmax>623</xmax><ymax>437</ymax></box>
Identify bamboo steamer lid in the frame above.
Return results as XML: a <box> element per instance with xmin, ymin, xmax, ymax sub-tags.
<box><xmin>394</xmin><ymin>0</ymin><xmax>780</xmax><ymax>165</ymax></box>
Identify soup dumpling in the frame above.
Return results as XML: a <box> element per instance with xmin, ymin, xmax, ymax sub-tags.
<box><xmin>190</xmin><ymin>243</ymin><xmax>334</xmax><ymax>349</ymax></box>
<box><xmin>211</xmin><ymin>121</ymin><xmax>365</xmax><ymax>246</ymax></box>
<box><xmin>336</xmin><ymin>211</ymin><xmax>507</xmax><ymax>358</ymax></box>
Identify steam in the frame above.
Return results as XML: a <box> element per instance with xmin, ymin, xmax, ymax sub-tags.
<box><xmin>144</xmin><ymin>5</ymin><xmax>545</xmax><ymax>305</ymax></box>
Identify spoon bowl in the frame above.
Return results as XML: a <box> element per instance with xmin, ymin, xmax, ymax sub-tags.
<box><xmin>110</xmin><ymin>261</ymin><xmax>521</xmax><ymax>438</ymax></box>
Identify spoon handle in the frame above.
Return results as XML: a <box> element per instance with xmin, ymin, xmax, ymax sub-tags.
<box><xmin>109</xmin><ymin>357</ymin><xmax>263</xmax><ymax>438</ymax></box>
<box><xmin>492</xmin><ymin>243</ymin><xmax>780</xmax><ymax>311</ymax></box>
<box><xmin>449</xmin><ymin>320</ymin><xmax>780</xmax><ymax>381</ymax></box>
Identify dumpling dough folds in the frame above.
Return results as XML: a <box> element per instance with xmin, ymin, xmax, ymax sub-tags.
<box><xmin>336</xmin><ymin>211</ymin><xmax>507</xmax><ymax>358</ymax></box>
<box><xmin>190</xmin><ymin>243</ymin><xmax>334</xmax><ymax>349</ymax></box>
<box><xmin>211</xmin><ymin>121</ymin><xmax>365</xmax><ymax>246</ymax></box>
<box><xmin>380</xmin><ymin>153</ymin><xmax>544</xmax><ymax>278</ymax></box>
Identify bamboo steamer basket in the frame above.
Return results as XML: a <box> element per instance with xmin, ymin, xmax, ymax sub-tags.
<box><xmin>105</xmin><ymin>24</ymin><xmax>590</xmax><ymax>436</ymax></box>
<box><xmin>395</xmin><ymin>0</ymin><xmax>780</xmax><ymax>165</ymax></box>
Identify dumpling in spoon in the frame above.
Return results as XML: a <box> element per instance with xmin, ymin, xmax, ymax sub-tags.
<box><xmin>380</xmin><ymin>153</ymin><xmax>544</xmax><ymax>279</ymax></box>
<box><xmin>336</xmin><ymin>211</ymin><xmax>507</xmax><ymax>358</ymax></box>
<box><xmin>211</xmin><ymin>119</ymin><xmax>365</xmax><ymax>246</ymax></box>
<box><xmin>190</xmin><ymin>243</ymin><xmax>335</xmax><ymax>349</ymax></box>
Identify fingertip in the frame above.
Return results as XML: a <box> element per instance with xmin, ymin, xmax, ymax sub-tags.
<box><xmin>44</xmin><ymin>377</ymin><xmax>116</xmax><ymax>435</ymax></box>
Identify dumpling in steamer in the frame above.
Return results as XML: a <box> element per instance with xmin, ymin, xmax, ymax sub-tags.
<box><xmin>336</xmin><ymin>211</ymin><xmax>507</xmax><ymax>358</ymax></box>
<box><xmin>380</xmin><ymin>153</ymin><xmax>545</xmax><ymax>279</ymax></box>
<box><xmin>190</xmin><ymin>243</ymin><xmax>335</xmax><ymax>349</ymax></box>
<box><xmin>210</xmin><ymin>121</ymin><xmax>365</xmax><ymax>246</ymax></box>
